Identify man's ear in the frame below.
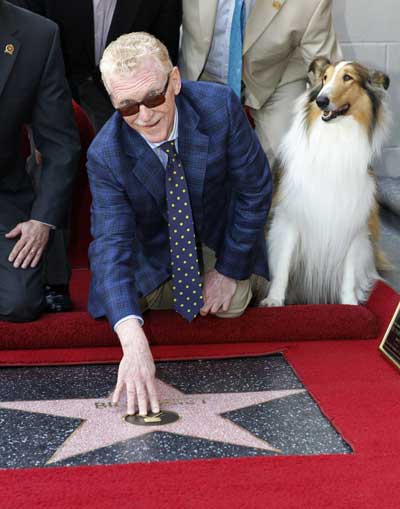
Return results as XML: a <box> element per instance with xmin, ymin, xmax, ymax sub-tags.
<box><xmin>308</xmin><ymin>57</ymin><xmax>331</xmax><ymax>85</ymax></box>
<box><xmin>369</xmin><ymin>70</ymin><xmax>390</xmax><ymax>90</ymax></box>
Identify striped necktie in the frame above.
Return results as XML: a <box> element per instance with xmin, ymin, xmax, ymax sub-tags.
<box><xmin>228</xmin><ymin>0</ymin><xmax>246</xmax><ymax>98</ymax></box>
<box><xmin>160</xmin><ymin>141</ymin><xmax>203</xmax><ymax>321</ymax></box>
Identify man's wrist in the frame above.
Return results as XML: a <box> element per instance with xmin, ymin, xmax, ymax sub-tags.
<box><xmin>115</xmin><ymin>317</ymin><xmax>147</xmax><ymax>351</ymax></box>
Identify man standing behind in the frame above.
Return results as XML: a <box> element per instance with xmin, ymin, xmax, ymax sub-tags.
<box><xmin>14</xmin><ymin>0</ymin><xmax>182</xmax><ymax>131</ymax></box>
<box><xmin>180</xmin><ymin>0</ymin><xmax>342</xmax><ymax>168</ymax></box>
<box><xmin>88</xmin><ymin>33</ymin><xmax>272</xmax><ymax>415</ymax></box>
<box><xmin>0</xmin><ymin>1</ymin><xmax>80</xmax><ymax>321</ymax></box>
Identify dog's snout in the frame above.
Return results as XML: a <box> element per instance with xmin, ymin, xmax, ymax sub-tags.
<box><xmin>316</xmin><ymin>96</ymin><xmax>330</xmax><ymax>109</ymax></box>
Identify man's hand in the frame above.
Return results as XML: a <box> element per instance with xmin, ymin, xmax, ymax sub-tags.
<box><xmin>6</xmin><ymin>219</ymin><xmax>50</xmax><ymax>269</ymax></box>
<box><xmin>113</xmin><ymin>319</ymin><xmax>160</xmax><ymax>416</ymax></box>
<box><xmin>200</xmin><ymin>269</ymin><xmax>237</xmax><ymax>316</ymax></box>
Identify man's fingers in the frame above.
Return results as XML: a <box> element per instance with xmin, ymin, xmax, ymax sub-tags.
<box><xmin>210</xmin><ymin>301</ymin><xmax>223</xmax><ymax>314</ymax></box>
<box><xmin>200</xmin><ymin>298</ymin><xmax>212</xmax><ymax>316</ymax></box>
<box><xmin>221</xmin><ymin>299</ymin><xmax>231</xmax><ymax>312</ymax></box>
<box><xmin>126</xmin><ymin>384</ymin><xmax>136</xmax><ymax>416</ymax></box>
<box><xmin>12</xmin><ymin>242</ymin><xmax>35</xmax><ymax>268</ymax></box>
<box><xmin>9</xmin><ymin>239</ymin><xmax>30</xmax><ymax>266</ymax></box>
<box><xmin>22</xmin><ymin>247</ymin><xmax>39</xmax><ymax>269</ymax></box>
<box><xmin>147</xmin><ymin>379</ymin><xmax>160</xmax><ymax>414</ymax></box>
<box><xmin>30</xmin><ymin>248</ymin><xmax>44</xmax><ymax>268</ymax></box>
<box><xmin>136</xmin><ymin>382</ymin><xmax>148</xmax><ymax>416</ymax></box>
<box><xmin>112</xmin><ymin>382</ymin><xmax>123</xmax><ymax>404</ymax></box>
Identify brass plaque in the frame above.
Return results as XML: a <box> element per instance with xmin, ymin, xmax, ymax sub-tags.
<box><xmin>125</xmin><ymin>411</ymin><xmax>179</xmax><ymax>426</ymax></box>
<box><xmin>379</xmin><ymin>301</ymin><xmax>400</xmax><ymax>370</ymax></box>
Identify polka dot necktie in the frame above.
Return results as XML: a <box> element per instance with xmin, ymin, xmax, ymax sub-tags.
<box><xmin>160</xmin><ymin>141</ymin><xmax>203</xmax><ymax>321</ymax></box>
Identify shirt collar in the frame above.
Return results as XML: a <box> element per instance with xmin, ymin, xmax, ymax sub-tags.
<box><xmin>140</xmin><ymin>106</ymin><xmax>179</xmax><ymax>150</ymax></box>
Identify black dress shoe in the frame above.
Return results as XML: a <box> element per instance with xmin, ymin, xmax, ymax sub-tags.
<box><xmin>44</xmin><ymin>285</ymin><xmax>73</xmax><ymax>312</ymax></box>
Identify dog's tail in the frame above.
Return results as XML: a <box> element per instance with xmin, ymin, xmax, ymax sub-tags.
<box><xmin>375</xmin><ymin>247</ymin><xmax>393</xmax><ymax>271</ymax></box>
<box><xmin>368</xmin><ymin>198</ymin><xmax>393</xmax><ymax>270</ymax></box>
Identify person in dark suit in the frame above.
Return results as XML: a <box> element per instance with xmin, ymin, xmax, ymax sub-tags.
<box><xmin>0</xmin><ymin>1</ymin><xmax>80</xmax><ymax>321</ymax></box>
<box><xmin>88</xmin><ymin>33</ymin><xmax>272</xmax><ymax>415</ymax></box>
<box><xmin>13</xmin><ymin>0</ymin><xmax>182</xmax><ymax>131</ymax></box>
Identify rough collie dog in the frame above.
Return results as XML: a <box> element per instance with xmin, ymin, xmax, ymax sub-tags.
<box><xmin>261</xmin><ymin>58</ymin><xmax>390</xmax><ymax>306</ymax></box>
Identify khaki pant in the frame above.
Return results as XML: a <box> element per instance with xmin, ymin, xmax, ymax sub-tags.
<box><xmin>140</xmin><ymin>245</ymin><xmax>252</xmax><ymax>318</ymax></box>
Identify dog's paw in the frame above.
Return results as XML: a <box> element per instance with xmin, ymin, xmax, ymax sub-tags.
<box><xmin>340</xmin><ymin>294</ymin><xmax>358</xmax><ymax>305</ymax></box>
<box><xmin>259</xmin><ymin>296</ymin><xmax>285</xmax><ymax>307</ymax></box>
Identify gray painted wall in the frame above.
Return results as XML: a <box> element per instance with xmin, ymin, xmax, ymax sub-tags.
<box><xmin>332</xmin><ymin>1</ymin><xmax>400</xmax><ymax>177</ymax></box>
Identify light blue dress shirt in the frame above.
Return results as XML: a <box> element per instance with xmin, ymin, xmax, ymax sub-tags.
<box><xmin>204</xmin><ymin>0</ymin><xmax>256</xmax><ymax>84</ymax></box>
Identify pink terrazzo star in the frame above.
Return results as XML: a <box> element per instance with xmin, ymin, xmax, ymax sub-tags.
<box><xmin>0</xmin><ymin>380</ymin><xmax>305</xmax><ymax>464</ymax></box>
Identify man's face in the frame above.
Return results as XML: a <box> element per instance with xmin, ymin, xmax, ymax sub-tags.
<box><xmin>108</xmin><ymin>57</ymin><xmax>181</xmax><ymax>143</ymax></box>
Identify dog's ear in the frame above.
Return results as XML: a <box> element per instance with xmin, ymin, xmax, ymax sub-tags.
<box><xmin>308</xmin><ymin>57</ymin><xmax>331</xmax><ymax>83</ymax></box>
<box><xmin>369</xmin><ymin>70</ymin><xmax>390</xmax><ymax>90</ymax></box>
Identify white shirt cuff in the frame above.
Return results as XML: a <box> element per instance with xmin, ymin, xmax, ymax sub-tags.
<box><xmin>113</xmin><ymin>315</ymin><xmax>144</xmax><ymax>331</ymax></box>
<box><xmin>37</xmin><ymin>221</ymin><xmax>56</xmax><ymax>230</ymax></box>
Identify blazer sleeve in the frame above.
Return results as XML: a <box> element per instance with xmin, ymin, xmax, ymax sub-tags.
<box><xmin>150</xmin><ymin>0</ymin><xmax>182</xmax><ymax>65</ymax></box>
<box><xmin>300</xmin><ymin>0</ymin><xmax>343</xmax><ymax>65</ymax></box>
<box><xmin>214</xmin><ymin>89</ymin><xmax>273</xmax><ymax>280</ymax></box>
<box><xmin>87</xmin><ymin>149</ymin><xmax>143</xmax><ymax>328</ymax></box>
<box><xmin>7</xmin><ymin>0</ymin><xmax>46</xmax><ymax>15</ymax></box>
<box><xmin>30</xmin><ymin>25</ymin><xmax>80</xmax><ymax>226</ymax></box>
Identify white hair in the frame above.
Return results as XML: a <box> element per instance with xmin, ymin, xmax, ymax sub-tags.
<box><xmin>100</xmin><ymin>32</ymin><xmax>173</xmax><ymax>92</ymax></box>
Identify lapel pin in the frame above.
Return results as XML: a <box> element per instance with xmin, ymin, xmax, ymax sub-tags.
<box><xmin>4</xmin><ymin>44</ymin><xmax>15</xmax><ymax>56</ymax></box>
<box><xmin>272</xmin><ymin>0</ymin><xmax>282</xmax><ymax>9</ymax></box>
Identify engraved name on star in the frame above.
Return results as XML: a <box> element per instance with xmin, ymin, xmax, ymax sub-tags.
<box><xmin>0</xmin><ymin>380</ymin><xmax>305</xmax><ymax>464</ymax></box>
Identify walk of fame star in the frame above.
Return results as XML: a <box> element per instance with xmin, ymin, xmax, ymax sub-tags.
<box><xmin>0</xmin><ymin>380</ymin><xmax>305</xmax><ymax>465</ymax></box>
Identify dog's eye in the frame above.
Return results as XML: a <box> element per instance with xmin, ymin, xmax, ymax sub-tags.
<box><xmin>343</xmin><ymin>74</ymin><xmax>353</xmax><ymax>82</ymax></box>
<box><xmin>323</xmin><ymin>75</ymin><xmax>327</xmax><ymax>81</ymax></box>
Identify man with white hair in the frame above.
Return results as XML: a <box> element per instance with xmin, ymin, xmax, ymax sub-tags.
<box><xmin>87</xmin><ymin>33</ymin><xmax>273</xmax><ymax>416</ymax></box>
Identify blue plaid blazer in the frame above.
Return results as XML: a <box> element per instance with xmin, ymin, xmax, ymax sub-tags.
<box><xmin>87</xmin><ymin>81</ymin><xmax>272</xmax><ymax>327</ymax></box>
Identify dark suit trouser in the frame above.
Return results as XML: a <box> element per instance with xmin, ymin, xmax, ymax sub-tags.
<box><xmin>0</xmin><ymin>224</ymin><xmax>44</xmax><ymax>323</ymax></box>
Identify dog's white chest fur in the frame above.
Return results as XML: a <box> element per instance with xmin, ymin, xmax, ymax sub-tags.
<box><xmin>265</xmin><ymin>110</ymin><xmax>378</xmax><ymax>305</ymax></box>
<box><xmin>281</xmin><ymin>115</ymin><xmax>375</xmax><ymax>233</ymax></box>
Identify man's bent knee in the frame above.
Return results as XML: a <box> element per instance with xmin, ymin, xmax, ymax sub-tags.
<box><xmin>0</xmin><ymin>292</ymin><xmax>44</xmax><ymax>322</ymax></box>
<box><xmin>215</xmin><ymin>279</ymin><xmax>252</xmax><ymax>319</ymax></box>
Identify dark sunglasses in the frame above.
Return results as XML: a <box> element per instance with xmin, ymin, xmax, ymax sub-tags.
<box><xmin>116</xmin><ymin>73</ymin><xmax>171</xmax><ymax>117</ymax></box>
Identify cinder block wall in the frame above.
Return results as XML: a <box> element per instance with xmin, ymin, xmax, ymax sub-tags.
<box><xmin>333</xmin><ymin>1</ymin><xmax>400</xmax><ymax>176</ymax></box>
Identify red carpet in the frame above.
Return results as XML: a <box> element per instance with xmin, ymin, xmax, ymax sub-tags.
<box><xmin>0</xmin><ymin>277</ymin><xmax>399</xmax><ymax>508</ymax></box>
<box><xmin>1</xmin><ymin>270</ymin><xmax>396</xmax><ymax>365</ymax></box>
<box><xmin>1</xmin><ymin>338</ymin><xmax>400</xmax><ymax>509</ymax></box>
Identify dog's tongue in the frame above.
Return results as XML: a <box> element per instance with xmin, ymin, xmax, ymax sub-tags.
<box><xmin>322</xmin><ymin>110</ymin><xmax>336</xmax><ymax>121</ymax></box>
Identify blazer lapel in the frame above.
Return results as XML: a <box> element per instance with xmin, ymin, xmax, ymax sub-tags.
<box><xmin>199</xmin><ymin>0</ymin><xmax>218</xmax><ymax>48</ymax></box>
<box><xmin>123</xmin><ymin>122</ymin><xmax>168</xmax><ymax>219</ymax></box>
<box><xmin>122</xmin><ymin>91</ymin><xmax>209</xmax><ymax>229</ymax></box>
<box><xmin>0</xmin><ymin>34</ymin><xmax>20</xmax><ymax>99</ymax></box>
<box><xmin>107</xmin><ymin>0</ymin><xmax>143</xmax><ymax>46</ymax></box>
<box><xmin>176</xmin><ymin>94</ymin><xmax>209</xmax><ymax>235</ymax></box>
<box><xmin>243</xmin><ymin>0</ymin><xmax>287</xmax><ymax>54</ymax></box>
<box><xmin>0</xmin><ymin>3</ymin><xmax>20</xmax><ymax>99</ymax></box>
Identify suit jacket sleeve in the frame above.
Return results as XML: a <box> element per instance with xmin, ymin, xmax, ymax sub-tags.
<box><xmin>300</xmin><ymin>0</ymin><xmax>342</xmax><ymax>65</ymax></box>
<box><xmin>150</xmin><ymin>0</ymin><xmax>182</xmax><ymax>65</ymax></box>
<box><xmin>9</xmin><ymin>0</ymin><xmax>46</xmax><ymax>14</ymax></box>
<box><xmin>87</xmin><ymin>149</ymin><xmax>142</xmax><ymax>328</ymax></box>
<box><xmin>30</xmin><ymin>26</ymin><xmax>80</xmax><ymax>226</ymax></box>
<box><xmin>214</xmin><ymin>89</ymin><xmax>273</xmax><ymax>280</ymax></box>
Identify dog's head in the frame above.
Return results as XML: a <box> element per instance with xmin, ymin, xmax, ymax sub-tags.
<box><xmin>308</xmin><ymin>58</ymin><xmax>390</xmax><ymax>123</ymax></box>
